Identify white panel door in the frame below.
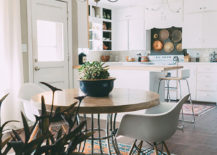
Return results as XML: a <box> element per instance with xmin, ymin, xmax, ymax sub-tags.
<box><xmin>31</xmin><ymin>0</ymin><xmax>69</xmax><ymax>89</ymax></box>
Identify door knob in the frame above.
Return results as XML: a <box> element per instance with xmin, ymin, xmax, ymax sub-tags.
<box><xmin>34</xmin><ymin>66</ymin><xmax>40</xmax><ymax>71</ymax></box>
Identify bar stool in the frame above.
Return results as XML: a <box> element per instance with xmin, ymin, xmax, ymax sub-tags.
<box><xmin>158</xmin><ymin>69</ymin><xmax>195</xmax><ymax>124</ymax></box>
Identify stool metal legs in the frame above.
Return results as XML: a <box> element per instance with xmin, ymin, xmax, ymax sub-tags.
<box><xmin>186</xmin><ymin>79</ymin><xmax>196</xmax><ymax>124</ymax></box>
<box><xmin>157</xmin><ymin>78</ymin><xmax>196</xmax><ymax>125</ymax></box>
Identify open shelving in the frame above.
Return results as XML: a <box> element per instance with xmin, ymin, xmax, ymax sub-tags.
<box><xmin>88</xmin><ymin>4</ymin><xmax>112</xmax><ymax>51</ymax></box>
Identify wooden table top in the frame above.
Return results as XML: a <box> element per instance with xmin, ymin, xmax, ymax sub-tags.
<box><xmin>32</xmin><ymin>88</ymin><xmax>160</xmax><ymax>114</ymax></box>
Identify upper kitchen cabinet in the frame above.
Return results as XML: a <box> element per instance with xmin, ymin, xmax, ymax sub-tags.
<box><xmin>76</xmin><ymin>0</ymin><xmax>89</xmax><ymax>48</ymax></box>
<box><xmin>202</xmin><ymin>12</ymin><xmax>217</xmax><ymax>48</ymax></box>
<box><xmin>184</xmin><ymin>0</ymin><xmax>217</xmax><ymax>14</ymax></box>
<box><xmin>129</xmin><ymin>20</ymin><xmax>146</xmax><ymax>50</ymax></box>
<box><xmin>112</xmin><ymin>7</ymin><xmax>146</xmax><ymax>51</ymax></box>
<box><xmin>145</xmin><ymin>0</ymin><xmax>183</xmax><ymax>29</ymax></box>
<box><xmin>183</xmin><ymin>5</ymin><xmax>217</xmax><ymax>48</ymax></box>
<box><xmin>113</xmin><ymin>20</ymin><xmax>128</xmax><ymax>51</ymax></box>
<box><xmin>182</xmin><ymin>13</ymin><xmax>203</xmax><ymax>48</ymax></box>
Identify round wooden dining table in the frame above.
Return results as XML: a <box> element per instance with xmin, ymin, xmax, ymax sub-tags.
<box><xmin>32</xmin><ymin>88</ymin><xmax>160</xmax><ymax>155</ymax></box>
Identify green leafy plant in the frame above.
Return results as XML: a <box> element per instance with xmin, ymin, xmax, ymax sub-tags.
<box><xmin>78</xmin><ymin>61</ymin><xmax>110</xmax><ymax>80</ymax></box>
<box><xmin>8</xmin><ymin>82</ymin><xmax>92</xmax><ymax>155</ymax></box>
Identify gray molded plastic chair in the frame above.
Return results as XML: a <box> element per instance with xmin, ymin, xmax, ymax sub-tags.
<box><xmin>116</xmin><ymin>94</ymin><xmax>190</xmax><ymax>155</ymax></box>
<box><xmin>18</xmin><ymin>83</ymin><xmax>45</xmax><ymax>123</ymax></box>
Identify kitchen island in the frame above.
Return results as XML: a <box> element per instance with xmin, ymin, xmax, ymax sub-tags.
<box><xmin>73</xmin><ymin>62</ymin><xmax>183</xmax><ymax>101</ymax></box>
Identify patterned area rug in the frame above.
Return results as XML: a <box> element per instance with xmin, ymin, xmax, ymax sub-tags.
<box><xmin>182</xmin><ymin>104</ymin><xmax>216</xmax><ymax>116</ymax></box>
<box><xmin>82</xmin><ymin>140</ymin><xmax>174</xmax><ymax>155</ymax></box>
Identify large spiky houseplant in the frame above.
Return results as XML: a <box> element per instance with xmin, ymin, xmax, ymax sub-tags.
<box><xmin>0</xmin><ymin>82</ymin><xmax>91</xmax><ymax>154</ymax></box>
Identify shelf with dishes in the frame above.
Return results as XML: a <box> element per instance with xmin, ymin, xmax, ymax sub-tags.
<box><xmin>88</xmin><ymin>4</ymin><xmax>112</xmax><ymax>51</ymax></box>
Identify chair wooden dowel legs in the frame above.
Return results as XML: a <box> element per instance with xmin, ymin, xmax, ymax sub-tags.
<box><xmin>153</xmin><ymin>143</ymin><xmax>158</xmax><ymax>155</ymax></box>
<box><xmin>137</xmin><ymin>140</ymin><xmax>143</xmax><ymax>155</ymax></box>
<box><xmin>163</xmin><ymin>141</ymin><xmax>171</xmax><ymax>155</ymax></box>
<box><xmin>129</xmin><ymin>139</ymin><xmax>137</xmax><ymax>155</ymax></box>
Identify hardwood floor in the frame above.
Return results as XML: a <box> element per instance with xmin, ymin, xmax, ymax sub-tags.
<box><xmin>7</xmin><ymin>104</ymin><xmax>217</xmax><ymax>155</ymax></box>
<box><xmin>116</xmin><ymin>105</ymin><xmax>217</xmax><ymax>155</ymax></box>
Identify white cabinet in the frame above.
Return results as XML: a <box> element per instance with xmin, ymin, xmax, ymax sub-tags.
<box><xmin>145</xmin><ymin>0</ymin><xmax>183</xmax><ymax>29</ymax></box>
<box><xmin>179</xmin><ymin>63</ymin><xmax>197</xmax><ymax>100</ymax></box>
<box><xmin>196</xmin><ymin>64</ymin><xmax>217</xmax><ymax>102</ymax></box>
<box><xmin>145</xmin><ymin>10</ymin><xmax>183</xmax><ymax>29</ymax></box>
<box><xmin>183</xmin><ymin>0</ymin><xmax>217</xmax><ymax>48</ymax></box>
<box><xmin>202</xmin><ymin>12</ymin><xmax>217</xmax><ymax>48</ymax></box>
<box><xmin>183</xmin><ymin>11</ymin><xmax>217</xmax><ymax>49</ymax></box>
<box><xmin>77</xmin><ymin>0</ymin><xmax>88</xmax><ymax>48</ymax></box>
<box><xmin>184</xmin><ymin>0</ymin><xmax>217</xmax><ymax>14</ymax></box>
<box><xmin>129</xmin><ymin>20</ymin><xmax>146</xmax><ymax>50</ymax></box>
<box><xmin>113</xmin><ymin>7</ymin><xmax>146</xmax><ymax>51</ymax></box>
<box><xmin>182</xmin><ymin>13</ymin><xmax>203</xmax><ymax>48</ymax></box>
<box><xmin>113</xmin><ymin>20</ymin><xmax>128</xmax><ymax>51</ymax></box>
<box><xmin>109</xmin><ymin>69</ymin><xmax>165</xmax><ymax>101</ymax></box>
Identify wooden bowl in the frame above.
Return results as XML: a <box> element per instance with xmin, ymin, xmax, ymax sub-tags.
<box><xmin>153</xmin><ymin>40</ymin><xmax>163</xmax><ymax>51</ymax></box>
<box><xmin>101</xmin><ymin>55</ymin><xmax>110</xmax><ymax>62</ymax></box>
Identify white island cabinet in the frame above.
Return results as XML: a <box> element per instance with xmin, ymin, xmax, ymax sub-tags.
<box><xmin>109</xmin><ymin>69</ymin><xmax>164</xmax><ymax>101</ymax></box>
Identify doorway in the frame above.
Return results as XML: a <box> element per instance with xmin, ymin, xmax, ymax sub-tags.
<box><xmin>28</xmin><ymin>0</ymin><xmax>72</xmax><ymax>89</ymax></box>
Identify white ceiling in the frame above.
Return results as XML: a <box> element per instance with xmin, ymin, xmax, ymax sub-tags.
<box><xmin>88</xmin><ymin>0</ymin><xmax>180</xmax><ymax>9</ymax></box>
<box><xmin>89</xmin><ymin>0</ymin><xmax>163</xmax><ymax>8</ymax></box>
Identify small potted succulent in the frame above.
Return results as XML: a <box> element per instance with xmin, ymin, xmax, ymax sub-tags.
<box><xmin>78</xmin><ymin>61</ymin><xmax>115</xmax><ymax>97</ymax></box>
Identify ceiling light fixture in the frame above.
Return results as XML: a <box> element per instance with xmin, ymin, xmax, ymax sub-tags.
<box><xmin>93</xmin><ymin>0</ymin><xmax>119</xmax><ymax>4</ymax></box>
<box><xmin>108</xmin><ymin>0</ymin><xmax>119</xmax><ymax>2</ymax></box>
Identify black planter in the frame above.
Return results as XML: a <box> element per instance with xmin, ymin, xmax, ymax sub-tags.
<box><xmin>79</xmin><ymin>78</ymin><xmax>115</xmax><ymax>97</ymax></box>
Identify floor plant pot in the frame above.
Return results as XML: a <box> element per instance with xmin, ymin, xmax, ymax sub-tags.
<box><xmin>79</xmin><ymin>78</ymin><xmax>115</xmax><ymax>97</ymax></box>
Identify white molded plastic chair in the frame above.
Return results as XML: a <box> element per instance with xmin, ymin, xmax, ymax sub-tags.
<box><xmin>116</xmin><ymin>94</ymin><xmax>190</xmax><ymax>155</ymax></box>
<box><xmin>18</xmin><ymin>83</ymin><xmax>45</xmax><ymax>123</ymax></box>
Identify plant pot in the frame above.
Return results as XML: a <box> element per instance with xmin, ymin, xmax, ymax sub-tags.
<box><xmin>79</xmin><ymin>78</ymin><xmax>115</xmax><ymax>97</ymax></box>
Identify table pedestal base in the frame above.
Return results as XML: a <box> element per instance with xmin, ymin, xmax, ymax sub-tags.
<box><xmin>78</xmin><ymin>113</ymin><xmax>120</xmax><ymax>155</ymax></box>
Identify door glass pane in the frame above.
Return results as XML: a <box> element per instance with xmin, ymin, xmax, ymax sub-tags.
<box><xmin>37</xmin><ymin>20</ymin><xmax>64</xmax><ymax>62</ymax></box>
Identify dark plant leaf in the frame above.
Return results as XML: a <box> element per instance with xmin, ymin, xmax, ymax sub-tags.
<box><xmin>12</xmin><ymin>130</ymin><xmax>22</xmax><ymax>142</ymax></box>
<box><xmin>64</xmin><ymin>121</ymin><xmax>86</xmax><ymax>142</ymax></box>
<box><xmin>56</xmin><ymin>128</ymin><xmax>63</xmax><ymax>140</ymax></box>
<box><xmin>0</xmin><ymin>93</ymin><xmax>9</xmax><ymax>107</ymax></box>
<box><xmin>34</xmin><ymin>145</ymin><xmax>53</xmax><ymax>155</ymax></box>
<box><xmin>2</xmin><ymin>144</ymin><xmax>12</xmax><ymax>155</ymax></box>
<box><xmin>25</xmin><ymin>135</ymin><xmax>47</xmax><ymax>154</ymax></box>
<box><xmin>40</xmin><ymin>82</ymin><xmax>62</xmax><ymax>92</ymax></box>
<box><xmin>21</xmin><ymin>112</ymin><xmax>30</xmax><ymax>143</ymax></box>
<box><xmin>67</xmin><ymin>132</ymin><xmax>92</xmax><ymax>154</ymax></box>
<box><xmin>74</xmin><ymin>96</ymin><xmax>86</xmax><ymax>103</ymax></box>
<box><xmin>0</xmin><ymin>137</ymin><xmax>11</xmax><ymax>149</ymax></box>
<box><xmin>8</xmin><ymin>141</ymin><xmax>25</xmax><ymax>154</ymax></box>
<box><xmin>40</xmin><ymin>96</ymin><xmax>49</xmax><ymax>134</ymax></box>
<box><xmin>41</xmin><ymin>96</ymin><xmax>47</xmax><ymax>116</ymax></box>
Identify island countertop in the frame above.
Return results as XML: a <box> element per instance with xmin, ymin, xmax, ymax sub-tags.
<box><xmin>73</xmin><ymin>62</ymin><xmax>183</xmax><ymax>72</ymax></box>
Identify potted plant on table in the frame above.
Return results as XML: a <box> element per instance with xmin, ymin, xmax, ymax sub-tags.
<box><xmin>78</xmin><ymin>61</ymin><xmax>115</xmax><ymax>97</ymax></box>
